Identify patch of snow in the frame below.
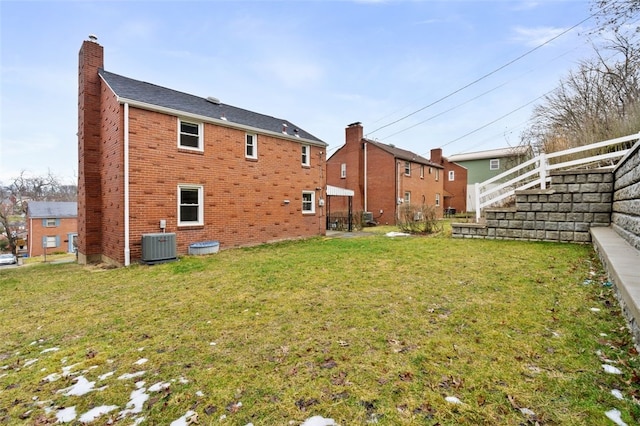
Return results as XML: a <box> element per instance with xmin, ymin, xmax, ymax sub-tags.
<box><xmin>42</xmin><ymin>372</ymin><xmax>61</xmax><ymax>383</ymax></box>
<box><xmin>301</xmin><ymin>416</ymin><xmax>339</xmax><ymax>426</ymax></box>
<box><xmin>210</xmin><ymin>342</ymin><xmax>217</xmax><ymax>346</ymax></box>
<box><xmin>170</xmin><ymin>410</ymin><xmax>196</xmax><ymax>426</ymax></box>
<box><xmin>118</xmin><ymin>371</ymin><xmax>146</xmax><ymax>380</ymax></box>
<box><xmin>178</xmin><ymin>376</ymin><xmax>189</xmax><ymax>384</ymax></box>
<box><xmin>137</xmin><ymin>347</ymin><xmax>145</xmax><ymax>351</ymax></box>
<box><xmin>132</xmin><ymin>417</ymin><xmax>145</xmax><ymax>425</ymax></box>
<box><xmin>590</xmin><ymin>307</ymin><xmax>601</xmax><ymax>312</ymax></box>
<box><xmin>605</xmin><ymin>409</ymin><xmax>628</xmax><ymax>426</ymax></box>
<box><xmin>62</xmin><ymin>363</ymin><xmax>79</xmax><ymax>377</ymax></box>
<box><xmin>611</xmin><ymin>389</ymin><xmax>624</xmax><ymax>400</ymax></box>
<box><xmin>520</xmin><ymin>407</ymin><xmax>535</xmax><ymax>416</ymax></box>
<box><xmin>0</xmin><ymin>373</ymin><xmax>7</xmax><ymax>379</ymax></box>
<box><xmin>58</xmin><ymin>376</ymin><xmax>96</xmax><ymax>396</ymax></box>
<box><xmin>135</xmin><ymin>380</ymin><xmax>145</xmax><ymax>388</ymax></box>
<box><xmin>196</xmin><ymin>390</ymin><xmax>204</xmax><ymax>397</ymax></box>
<box><xmin>445</xmin><ymin>396</ymin><xmax>463</xmax><ymax>404</ymax></box>
<box><xmin>98</xmin><ymin>371</ymin><xmax>114</xmax><ymax>381</ymax></box>
<box><xmin>602</xmin><ymin>364</ymin><xmax>622</xmax><ymax>375</ymax></box>
<box><xmin>119</xmin><ymin>387</ymin><xmax>149</xmax><ymax>418</ymax></box>
<box><xmin>23</xmin><ymin>358</ymin><xmax>39</xmax><ymax>367</ymax></box>
<box><xmin>41</xmin><ymin>347</ymin><xmax>60</xmax><ymax>354</ymax></box>
<box><xmin>148</xmin><ymin>381</ymin><xmax>170</xmax><ymax>392</ymax></box>
<box><xmin>385</xmin><ymin>232</ymin><xmax>410</xmax><ymax>237</ymax></box>
<box><xmin>79</xmin><ymin>405</ymin><xmax>118</xmax><ymax>423</ymax></box>
<box><xmin>600</xmin><ymin>333</ymin><xmax>608</xmax><ymax>337</ymax></box>
<box><xmin>56</xmin><ymin>406</ymin><xmax>77</xmax><ymax>423</ymax></box>
<box><xmin>134</xmin><ymin>358</ymin><xmax>148</xmax><ymax>365</ymax></box>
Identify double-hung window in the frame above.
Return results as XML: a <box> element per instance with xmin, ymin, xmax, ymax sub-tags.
<box><xmin>245</xmin><ymin>133</ymin><xmax>257</xmax><ymax>159</ymax></box>
<box><xmin>178</xmin><ymin>119</ymin><xmax>202</xmax><ymax>150</ymax></box>
<box><xmin>435</xmin><ymin>193</ymin><xmax>441</xmax><ymax>207</ymax></box>
<box><xmin>178</xmin><ymin>185</ymin><xmax>203</xmax><ymax>226</ymax></box>
<box><xmin>43</xmin><ymin>236</ymin><xmax>59</xmax><ymax>248</ymax></box>
<box><xmin>44</xmin><ymin>218</ymin><xmax>58</xmax><ymax>227</ymax></box>
<box><xmin>404</xmin><ymin>191</ymin><xmax>411</xmax><ymax>204</ymax></box>
<box><xmin>490</xmin><ymin>159</ymin><xmax>500</xmax><ymax>170</ymax></box>
<box><xmin>301</xmin><ymin>145</ymin><xmax>310</xmax><ymax>167</ymax></box>
<box><xmin>448</xmin><ymin>170</ymin><xmax>455</xmax><ymax>181</ymax></box>
<box><xmin>420</xmin><ymin>165</ymin><xmax>424</xmax><ymax>179</ymax></box>
<box><xmin>404</xmin><ymin>161</ymin><xmax>411</xmax><ymax>176</ymax></box>
<box><xmin>340</xmin><ymin>163</ymin><xmax>347</xmax><ymax>178</ymax></box>
<box><xmin>302</xmin><ymin>191</ymin><xmax>315</xmax><ymax>214</ymax></box>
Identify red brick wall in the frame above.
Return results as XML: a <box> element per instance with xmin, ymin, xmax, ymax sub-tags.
<box><xmin>28</xmin><ymin>218</ymin><xmax>78</xmax><ymax>257</ymax></box>
<box><xmin>443</xmin><ymin>160</ymin><xmax>467</xmax><ymax>213</ymax></box>
<box><xmin>123</xmin><ymin>108</ymin><xmax>325</xmax><ymax>261</ymax></box>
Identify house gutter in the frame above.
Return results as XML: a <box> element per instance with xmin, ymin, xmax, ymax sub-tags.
<box><xmin>124</xmin><ymin>103</ymin><xmax>131</xmax><ymax>266</ymax></box>
<box><xmin>363</xmin><ymin>141</ymin><xmax>368</xmax><ymax>212</ymax></box>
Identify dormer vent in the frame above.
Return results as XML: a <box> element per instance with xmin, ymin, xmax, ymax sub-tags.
<box><xmin>206</xmin><ymin>96</ymin><xmax>221</xmax><ymax>104</ymax></box>
<box><xmin>282</xmin><ymin>123</ymin><xmax>288</xmax><ymax>134</ymax></box>
<box><xmin>294</xmin><ymin>128</ymin><xmax>300</xmax><ymax>138</ymax></box>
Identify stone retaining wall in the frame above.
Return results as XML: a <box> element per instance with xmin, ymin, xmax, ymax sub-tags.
<box><xmin>452</xmin><ymin>170</ymin><xmax>613</xmax><ymax>243</ymax></box>
<box><xmin>612</xmin><ymin>142</ymin><xmax>640</xmax><ymax>250</ymax></box>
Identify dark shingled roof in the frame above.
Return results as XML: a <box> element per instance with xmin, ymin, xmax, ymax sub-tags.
<box><xmin>366</xmin><ymin>139</ymin><xmax>442</xmax><ymax>168</ymax></box>
<box><xmin>28</xmin><ymin>201</ymin><xmax>77</xmax><ymax>218</ymax></box>
<box><xmin>99</xmin><ymin>69</ymin><xmax>325</xmax><ymax>145</ymax></box>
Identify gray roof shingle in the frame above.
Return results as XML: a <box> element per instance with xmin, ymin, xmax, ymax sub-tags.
<box><xmin>28</xmin><ymin>201</ymin><xmax>77</xmax><ymax>218</ymax></box>
<box><xmin>99</xmin><ymin>69</ymin><xmax>325</xmax><ymax>145</ymax></box>
<box><xmin>366</xmin><ymin>139</ymin><xmax>442</xmax><ymax>168</ymax></box>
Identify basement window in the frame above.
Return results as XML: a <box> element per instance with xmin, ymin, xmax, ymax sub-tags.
<box><xmin>178</xmin><ymin>185</ymin><xmax>203</xmax><ymax>226</ymax></box>
<box><xmin>178</xmin><ymin>119</ymin><xmax>203</xmax><ymax>150</ymax></box>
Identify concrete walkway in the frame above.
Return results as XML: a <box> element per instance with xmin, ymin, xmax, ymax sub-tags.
<box><xmin>591</xmin><ymin>226</ymin><xmax>640</xmax><ymax>349</ymax></box>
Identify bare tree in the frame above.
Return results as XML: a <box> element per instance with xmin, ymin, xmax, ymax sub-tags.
<box><xmin>521</xmin><ymin>33</ymin><xmax>640</xmax><ymax>154</ymax></box>
<box><xmin>0</xmin><ymin>171</ymin><xmax>77</xmax><ymax>254</ymax></box>
<box><xmin>592</xmin><ymin>0</ymin><xmax>640</xmax><ymax>34</ymax></box>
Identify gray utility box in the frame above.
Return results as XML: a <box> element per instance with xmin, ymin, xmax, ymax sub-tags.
<box><xmin>141</xmin><ymin>233</ymin><xmax>177</xmax><ymax>264</ymax></box>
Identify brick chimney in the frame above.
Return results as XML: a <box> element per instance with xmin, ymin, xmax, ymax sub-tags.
<box><xmin>77</xmin><ymin>36</ymin><xmax>104</xmax><ymax>264</ymax></box>
<box><xmin>345</xmin><ymin>121</ymin><xmax>363</xmax><ymax>145</ymax></box>
<box><xmin>430</xmin><ymin>148</ymin><xmax>443</xmax><ymax>165</ymax></box>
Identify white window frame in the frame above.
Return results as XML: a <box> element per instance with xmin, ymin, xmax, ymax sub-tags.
<box><xmin>45</xmin><ymin>236</ymin><xmax>58</xmax><ymax>248</ymax></box>
<box><xmin>45</xmin><ymin>218</ymin><xmax>57</xmax><ymax>227</ymax></box>
<box><xmin>302</xmin><ymin>191</ymin><xmax>315</xmax><ymax>214</ymax></box>
<box><xmin>404</xmin><ymin>191</ymin><xmax>411</xmax><ymax>204</ymax></box>
<box><xmin>245</xmin><ymin>133</ymin><xmax>257</xmax><ymax>159</ymax></box>
<box><xmin>301</xmin><ymin>145</ymin><xmax>310</xmax><ymax>167</ymax></box>
<box><xmin>178</xmin><ymin>184</ymin><xmax>204</xmax><ymax>226</ymax></box>
<box><xmin>178</xmin><ymin>119</ymin><xmax>203</xmax><ymax>151</ymax></box>
<box><xmin>404</xmin><ymin>161</ymin><xmax>411</xmax><ymax>176</ymax></box>
<box><xmin>490</xmin><ymin>158</ymin><xmax>500</xmax><ymax>170</ymax></box>
<box><xmin>448</xmin><ymin>170</ymin><xmax>455</xmax><ymax>181</ymax></box>
<box><xmin>435</xmin><ymin>168</ymin><xmax>440</xmax><ymax>181</ymax></box>
<box><xmin>420</xmin><ymin>165</ymin><xmax>424</xmax><ymax>179</ymax></box>
<box><xmin>435</xmin><ymin>193</ymin><xmax>441</xmax><ymax>207</ymax></box>
<box><xmin>340</xmin><ymin>163</ymin><xmax>347</xmax><ymax>179</ymax></box>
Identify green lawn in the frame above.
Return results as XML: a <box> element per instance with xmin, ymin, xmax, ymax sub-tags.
<box><xmin>1</xmin><ymin>231</ymin><xmax>638</xmax><ymax>425</ymax></box>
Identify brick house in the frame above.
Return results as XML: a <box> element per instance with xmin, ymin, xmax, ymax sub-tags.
<box><xmin>78</xmin><ymin>38</ymin><xmax>327</xmax><ymax>266</ymax></box>
<box><xmin>27</xmin><ymin>201</ymin><xmax>78</xmax><ymax>257</ymax></box>
<box><xmin>430</xmin><ymin>148</ymin><xmax>468</xmax><ymax>214</ymax></box>
<box><xmin>326</xmin><ymin>122</ymin><xmax>444</xmax><ymax>225</ymax></box>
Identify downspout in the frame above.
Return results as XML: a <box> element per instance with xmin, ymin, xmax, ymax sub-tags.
<box><xmin>363</xmin><ymin>141</ymin><xmax>368</xmax><ymax>212</ymax></box>
<box><xmin>28</xmin><ymin>217</ymin><xmax>32</xmax><ymax>258</ymax></box>
<box><xmin>124</xmin><ymin>103</ymin><xmax>131</xmax><ymax>266</ymax></box>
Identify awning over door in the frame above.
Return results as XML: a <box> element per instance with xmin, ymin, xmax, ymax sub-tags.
<box><xmin>327</xmin><ymin>185</ymin><xmax>354</xmax><ymax>197</ymax></box>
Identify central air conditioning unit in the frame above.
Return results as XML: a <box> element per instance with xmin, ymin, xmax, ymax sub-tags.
<box><xmin>141</xmin><ymin>233</ymin><xmax>177</xmax><ymax>264</ymax></box>
<box><xmin>363</xmin><ymin>212</ymin><xmax>373</xmax><ymax>222</ymax></box>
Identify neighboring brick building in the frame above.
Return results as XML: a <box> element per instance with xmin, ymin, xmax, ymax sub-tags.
<box><xmin>78</xmin><ymin>38</ymin><xmax>327</xmax><ymax>266</ymax></box>
<box><xmin>430</xmin><ymin>148</ymin><xmax>468</xmax><ymax>214</ymax></box>
<box><xmin>326</xmin><ymin>122</ymin><xmax>444</xmax><ymax>225</ymax></box>
<box><xmin>27</xmin><ymin>201</ymin><xmax>78</xmax><ymax>257</ymax></box>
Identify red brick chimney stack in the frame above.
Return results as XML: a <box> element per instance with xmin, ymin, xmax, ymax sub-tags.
<box><xmin>346</xmin><ymin>121</ymin><xmax>363</xmax><ymax>145</ymax></box>
<box><xmin>430</xmin><ymin>148</ymin><xmax>443</xmax><ymax>165</ymax></box>
<box><xmin>77</xmin><ymin>36</ymin><xmax>104</xmax><ymax>264</ymax></box>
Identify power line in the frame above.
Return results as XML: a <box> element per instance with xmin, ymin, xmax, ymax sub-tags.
<box><xmin>365</xmin><ymin>12</ymin><xmax>598</xmax><ymax>137</ymax></box>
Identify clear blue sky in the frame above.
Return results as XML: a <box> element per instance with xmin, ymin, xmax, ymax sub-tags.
<box><xmin>1</xmin><ymin>0</ymin><xmax>598</xmax><ymax>183</ymax></box>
